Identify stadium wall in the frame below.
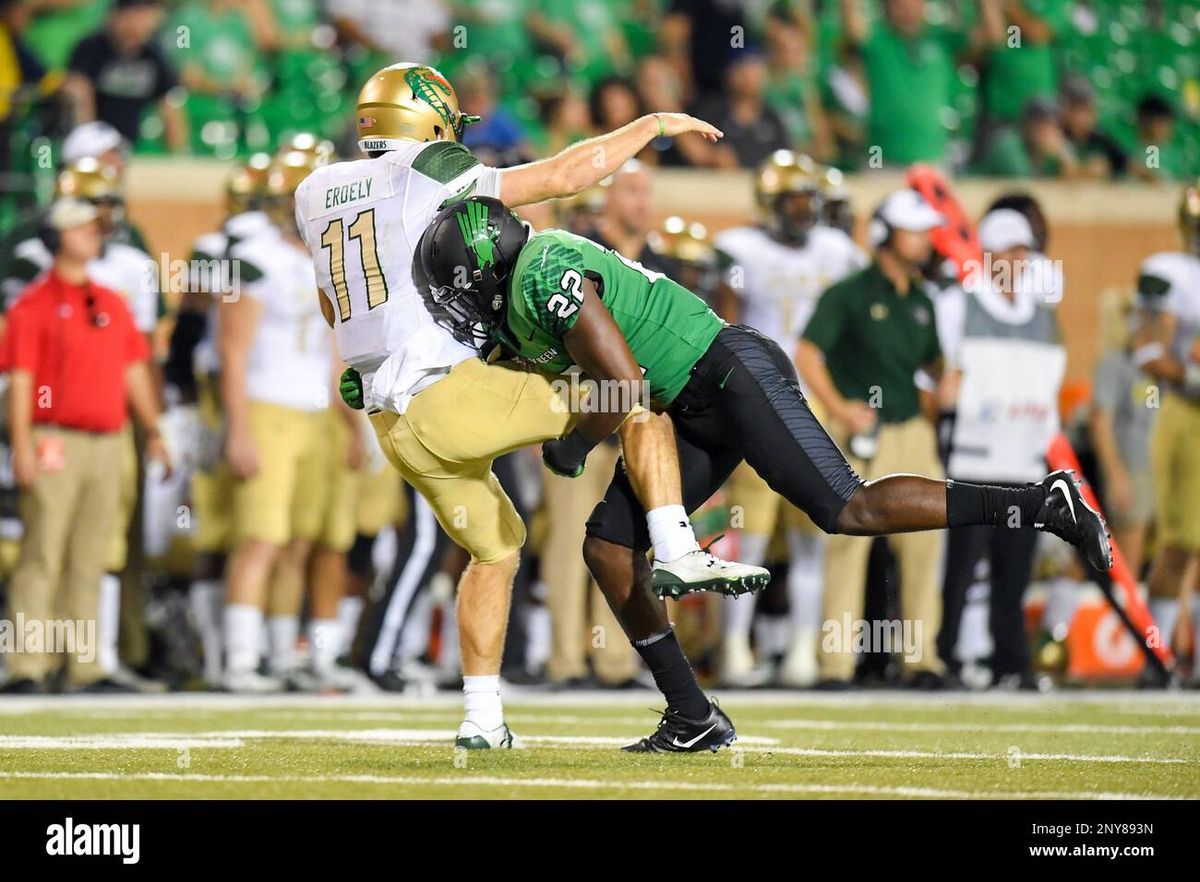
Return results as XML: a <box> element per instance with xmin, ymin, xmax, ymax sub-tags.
<box><xmin>132</xmin><ymin>160</ymin><xmax>1179</xmax><ymax>381</ymax></box>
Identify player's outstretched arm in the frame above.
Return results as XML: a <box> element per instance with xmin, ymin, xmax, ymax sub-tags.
<box><xmin>498</xmin><ymin>114</ymin><xmax>723</xmax><ymax>207</ymax></box>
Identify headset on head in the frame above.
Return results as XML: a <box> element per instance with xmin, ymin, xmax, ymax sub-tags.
<box><xmin>37</xmin><ymin>218</ymin><xmax>62</xmax><ymax>256</ymax></box>
<box><xmin>867</xmin><ymin>206</ymin><xmax>893</xmax><ymax>250</ymax></box>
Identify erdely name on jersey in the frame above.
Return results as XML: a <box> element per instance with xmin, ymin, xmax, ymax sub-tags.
<box><xmin>295</xmin><ymin>140</ymin><xmax>503</xmax><ymax>414</ymax></box>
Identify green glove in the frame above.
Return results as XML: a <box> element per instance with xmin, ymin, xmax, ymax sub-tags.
<box><xmin>340</xmin><ymin>367</ymin><xmax>364</xmax><ymax>410</ymax></box>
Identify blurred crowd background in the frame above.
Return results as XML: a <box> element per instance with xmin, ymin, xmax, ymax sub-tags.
<box><xmin>0</xmin><ymin>0</ymin><xmax>1197</xmax><ymax>696</ymax></box>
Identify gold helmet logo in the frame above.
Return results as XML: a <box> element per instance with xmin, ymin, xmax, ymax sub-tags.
<box><xmin>356</xmin><ymin>62</ymin><xmax>480</xmax><ymax>153</ymax></box>
<box><xmin>225</xmin><ymin>152</ymin><xmax>273</xmax><ymax>216</ymax></box>
<box><xmin>1180</xmin><ymin>180</ymin><xmax>1200</xmax><ymax>253</ymax></box>
<box><xmin>55</xmin><ymin>157</ymin><xmax>121</xmax><ymax>202</ymax></box>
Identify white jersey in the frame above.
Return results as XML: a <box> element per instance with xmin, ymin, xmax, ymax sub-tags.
<box><xmin>1136</xmin><ymin>251</ymin><xmax>1200</xmax><ymax>364</ymax></box>
<box><xmin>229</xmin><ymin>226</ymin><xmax>332</xmax><ymax>412</ymax></box>
<box><xmin>715</xmin><ymin>224</ymin><xmax>866</xmax><ymax>356</ymax></box>
<box><xmin>295</xmin><ymin>141</ymin><xmax>503</xmax><ymax>414</ymax></box>
<box><xmin>11</xmin><ymin>236</ymin><xmax>160</xmax><ymax>333</ymax></box>
<box><xmin>190</xmin><ymin>211</ymin><xmax>273</xmax><ymax>376</ymax></box>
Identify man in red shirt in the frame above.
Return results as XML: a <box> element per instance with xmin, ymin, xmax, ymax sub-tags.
<box><xmin>0</xmin><ymin>198</ymin><xmax>169</xmax><ymax>693</ymax></box>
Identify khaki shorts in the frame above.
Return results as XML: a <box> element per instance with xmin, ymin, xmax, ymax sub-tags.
<box><xmin>315</xmin><ymin>410</ymin><xmax>361</xmax><ymax>553</ymax></box>
<box><xmin>232</xmin><ymin>401</ymin><xmax>329</xmax><ymax>546</ymax></box>
<box><xmin>370</xmin><ymin>357</ymin><xmax>574</xmax><ymax>563</ymax></box>
<box><xmin>103</xmin><ymin>426</ymin><xmax>139</xmax><ymax>572</ymax></box>
<box><xmin>192</xmin><ymin>465</ymin><xmax>235</xmax><ymax>553</ymax></box>
<box><xmin>1151</xmin><ymin>393</ymin><xmax>1200</xmax><ymax>550</ymax></box>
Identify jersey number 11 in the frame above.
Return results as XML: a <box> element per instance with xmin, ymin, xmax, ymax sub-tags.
<box><xmin>320</xmin><ymin>208</ymin><xmax>389</xmax><ymax>322</ymax></box>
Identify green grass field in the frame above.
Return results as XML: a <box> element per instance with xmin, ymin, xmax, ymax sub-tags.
<box><xmin>0</xmin><ymin>691</ymin><xmax>1197</xmax><ymax>799</ymax></box>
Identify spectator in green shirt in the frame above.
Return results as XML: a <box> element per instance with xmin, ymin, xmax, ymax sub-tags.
<box><xmin>976</xmin><ymin>0</ymin><xmax>1066</xmax><ymax>126</ymax></box>
<box><xmin>1129</xmin><ymin>93</ymin><xmax>1189</xmax><ymax>183</ymax></box>
<box><xmin>974</xmin><ymin>98</ymin><xmax>1079</xmax><ymax>178</ymax></box>
<box><xmin>838</xmin><ymin>0</ymin><xmax>983</xmax><ymax>167</ymax></box>
<box><xmin>797</xmin><ymin>187</ymin><xmax>949</xmax><ymax>687</ymax></box>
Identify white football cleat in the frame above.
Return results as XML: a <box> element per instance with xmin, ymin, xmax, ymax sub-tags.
<box><xmin>455</xmin><ymin>721</ymin><xmax>516</xmax><ymax>749</ymax></box>
<box><xmin>652</xmin><ymin>548</ymin><xmax>771</xmax><ymax>599</ymax></box>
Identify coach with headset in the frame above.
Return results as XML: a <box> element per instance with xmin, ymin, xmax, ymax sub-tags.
<box><xmin>797</xmin><ymin>188</ymin><xmax>948</xmax><ymax>689</ymax></box>
<box><xmin>0</xmin><ymin>198</ymin><xmax>168</xmax><ymax>694</ymax></box>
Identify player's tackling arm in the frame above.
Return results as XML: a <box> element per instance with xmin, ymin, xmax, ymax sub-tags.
<box><xmin>498</xmin><ymin>114</ymin><xmax>723</xmax><ymax>206</ymax></box>
<box><xmin>562</xmin><ymin>279</ymin><xmax>645</xmax><ymax>443</ymax></box>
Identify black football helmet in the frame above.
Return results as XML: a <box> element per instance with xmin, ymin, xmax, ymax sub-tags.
<box><xmin>416</xmin><ymin>196</ymin><xmax>531</xmax><ymax>349</ymax></box>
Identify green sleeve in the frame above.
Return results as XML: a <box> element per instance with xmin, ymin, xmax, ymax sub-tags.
<box><xmin>514</xmin><ymin>235</ymin><xmax>588</xmax><ymax>338</ymax></box>
<box><xmin>411</xmin><ymin>141</ymin><xmax>479</xmax><ymax>185</ymax></box>
<box><xmin>802</xmin><ymin>283</ymin><xmax>849</xmax><ymax>354</ymax></box>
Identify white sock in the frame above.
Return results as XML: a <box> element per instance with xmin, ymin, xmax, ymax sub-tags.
<box><xmin>463</xmin><ymin>674</ymin><xmax>503</xmax><ymax>730</ymax></box>
<box><xmin>267</xmin><ymin>615</ymin><xmax>299</xmax><ymax>675</ymax></box>
<box><xmin>308</xmin><ymin>618</ymin><xmax>341</xmax><ymax>673</ymax></box>
<box><xmin>336</xmin><ymin>596</ymin><xmax>364</xmax><ymax>657</ymax></box>
<box><xmin>1149</xmin><ymin>599</ymin><xmax>1179</xmax><ymax>653</ymax></box>
<box><xmin>97</xmin><ymin>573</ymin><xmax>121</xmax><ymax>676</ymax></box>
<box><xmin>524</xmin><ymin>604</ymin><xmax>551</xmax><ymax>673</ymax></box>
<box><xmin>647</xmin><ymin>505</ymin><xmax>699</xmax><ymax>563</ymax></box>
<box><xmin>786</xmin><ymin>530</ymin><xmax>826</xmax><ymax>636</ymax></box>
<box><xmin>189</xmin><ymin>580</ymin><xmax>224</xmax><ymax>682</ymax></box>
<box><xmin>224</xmin><ymin>604</ymin><xmax>263</xmax><ymax>674</ymax></box>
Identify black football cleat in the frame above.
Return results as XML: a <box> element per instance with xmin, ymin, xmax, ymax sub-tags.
<box><xmin>1034</xmin><ymin>470</ymin><xmax>1113</xmax><ymax>572</ymax></box>
<box><xmin>622</xmin><ymin>700</ymin><xmax>737</xmax><ymax>753</ymax></box>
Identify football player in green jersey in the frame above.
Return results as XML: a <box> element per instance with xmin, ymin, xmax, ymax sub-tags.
<box><xmin>417</xmin><ymin>196</ymin><xmax>1113</xmax><ymax>752</ymax></box>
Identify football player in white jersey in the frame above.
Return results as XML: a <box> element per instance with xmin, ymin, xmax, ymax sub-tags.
<box><xmin>295</xmin><ymin>62</ymin><xmax>765</xmax><ymax>748</ymax></box>
<box><xmin>218</xmin><ymin>149</ymin><xmax>344</xmax><ymax>693</ymax></box>
<box><xmin>713</xmin><ymin>151</ymin><xmax>866</xmax><ymax>687</ymax></box>
<box><xmin>168</xmin><ymin>153</ymin><xmax>274</xmax><ymax>687</ymax></box>
<box><xmin>1131</xmin><ymin>181</ymin><xmax>1200</xmax><ymax>684</ymax></box>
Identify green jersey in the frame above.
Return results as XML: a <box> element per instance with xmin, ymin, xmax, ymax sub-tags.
<box><xmin>505</xmin><ymin>229</ymin><xmax>724</xmax><ymax>406</ymax></box>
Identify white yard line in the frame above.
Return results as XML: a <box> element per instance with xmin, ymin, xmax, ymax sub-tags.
<box><xmin>764</xmin><ymin>719</ymin><xmax>1200</xmax><ymax>736</ymax></box>
<box><xmin>0</xmin><ymin>769</ymin><xmax>1180</xmax><ymax>800</ymax></box>
<box><xmin>0</xmin><ymin>729</ymin><xmax>1189</xmax><ymax>764</ymax></box>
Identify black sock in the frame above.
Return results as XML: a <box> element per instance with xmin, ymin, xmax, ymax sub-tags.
<box><xmin>632</xmin><ymin>628</ymin><xmax>709</xmax><ymax>718</ymax></box>
<box><xmin>947</xmin><ymin>480</ymin><xmax>1047</xmax><ymax>529</ymax></box>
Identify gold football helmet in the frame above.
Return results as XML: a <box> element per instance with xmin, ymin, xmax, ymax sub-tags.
<box><xmin>225</xmin><ymin>152</ymin><xmax>273</xmax><ymax>216</ymax></box>
<box><xmin>755</xmin><ymin>150</ymin><xmax>822</xmax><ymax>243</ymax></box>
<box><xmin>265</xmin><ymin>149</ymin><xmax>327</xmax><ymax>228</ymax></box>
<box><xmin>651</xmin><ymin>216</ymin><xmax>717</xmax><ymax>268</ymax></box>
<box><xmin>1180</xmin><ymin>179</ymin><xmax>1200</xmax><ymax>254</ymax></box>
<box><xmin>280</xmin><ymin>132</ymin><xmax>337</xmax><ymax>166</ymax></box>
<box><xmin>819</xmin><ymin>165</ymin><xmax>854</xmax><ymax>235</ymax></box>
<box><xmin>356</xmin><ymin>62</ymin><xmax>479</xmax><ymax>153</ymax></box>
<box><xmin>55</xmin><ymin>157</ymin><xmax>122</xmax><ymax>203</ymax></box>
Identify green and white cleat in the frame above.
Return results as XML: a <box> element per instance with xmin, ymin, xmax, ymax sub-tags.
<box><xmin>455</xmin><ymin>721</ymin><xmax>516</xmax><ymax>749</ymax></box>
<box><xmin>651</xmin><ymin>547</ymin><xmax>771</xmax><ymax>599</ymax></box>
